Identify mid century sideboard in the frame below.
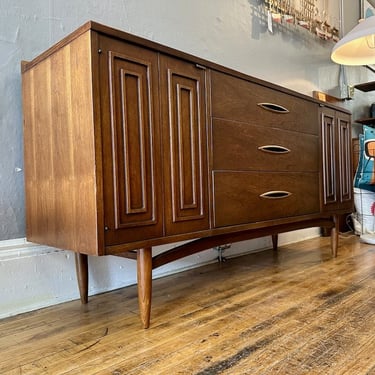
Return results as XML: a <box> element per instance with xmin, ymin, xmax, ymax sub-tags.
<box><xmin>21</xmin><ymin>21</ymin><xmax>353</xmax><ymax>328</ymax></box>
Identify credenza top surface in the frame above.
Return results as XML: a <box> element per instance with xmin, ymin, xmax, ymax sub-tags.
<box><xmin>21</xmin><ymin>20</ymin><xmax>350</xmax><ymax>115</ymax></box>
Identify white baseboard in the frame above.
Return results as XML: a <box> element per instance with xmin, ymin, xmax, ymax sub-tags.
<box><xmin>0</xmin><ymin>237</ymin><xmax>60</xmax><ymax>260</ymax></box>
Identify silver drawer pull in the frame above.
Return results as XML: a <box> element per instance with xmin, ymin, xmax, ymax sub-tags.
<box><xmin>258</xmin><ymin>145</ymin><xmax>290</xmax><ymax>154</ymax></box>
<box><xmin>257</xmin><ymin>102</ymin><xmax>289</xmax><ymax>113</ymax></box>
<box><xmin>260</xmin><ymin>191</ymin><xmax>292</xmax><ymax>199</ymax></box>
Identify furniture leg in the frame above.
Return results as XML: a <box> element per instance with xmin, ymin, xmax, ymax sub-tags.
<box><xmin>331</xmin><ymin>215</ymin><xmax>339</xmax><ymax>258</ymax></box>
<box><xmin>75</xmin><ymin>253</ymin><xmax>88</xmax><ymax>304</ymax></box>
<box><xmin>137</xmin><ymin>247</ymin><xmax>152</xmax><ymax>329</ymax></box>
<box><xmin>272</xmin><ymin>234</ymin><xmax>278</xmax><ymax>251</ymax></box>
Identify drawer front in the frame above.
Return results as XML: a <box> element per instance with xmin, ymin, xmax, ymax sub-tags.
<box><xmin>213</xmin><ymin>171</ymin><xmax>320</xmax><ymax>227</ymax></box>
<box><xmin>211</xmin><ymin>71</ymin><xmax>318</xmax><ymax>135</ymax></box>
<box><xmin>213</xmin><ymin>118</ymin><xmax>319</xmax><ymax>172</ymax></box>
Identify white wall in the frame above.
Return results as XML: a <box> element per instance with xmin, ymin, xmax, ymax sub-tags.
<box><xmin>0</xmin><ymin>0</ymin><xmax>370</xmax><ymax>319</ymax></box>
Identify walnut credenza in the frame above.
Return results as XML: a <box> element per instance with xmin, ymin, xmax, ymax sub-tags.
<box><xmin>21</xmin><ymin>21</ymin><xmax>353</xmax><ymax>328</ymax></box>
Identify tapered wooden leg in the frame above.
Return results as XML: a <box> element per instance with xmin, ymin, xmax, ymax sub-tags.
<box><xmin>75</xmin><ymin>253</ymin><xmax>88</xmax><ymax>304</ymax></box>
<box><xmin>137</xmin><ymin>247</ymin><xmax>152</xmax><ymax>329</ymax></box>
<box><xmin>272</xmin><ymin>234</ymin><xmax>278</xmax><ymax>251</ymax></box>
<box><xmin>331</xmin><ymin>215</ymin><xmax>339</xmax><ymax>258</ymax></box>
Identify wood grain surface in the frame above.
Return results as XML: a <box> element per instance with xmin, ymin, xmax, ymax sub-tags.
<box><xmin>1</xmin><ymin>234</ymin><xmax>374</xmax><ymax>374</ymax></box>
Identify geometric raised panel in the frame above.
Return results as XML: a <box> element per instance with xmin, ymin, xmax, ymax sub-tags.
<box><xmin>168</xmin><ymin>75</ymin><xmax>203</xmax><ymax>220</ymax></box>
<box><xmin>100</xmin><ymin>36</ymin><xmax>163</xmax><ymax>245</ymax></box>
<box><xmin>337</xmin><ymin>113</ymin><xmax>352</xmax><ymax>203</ymax></box>
<box><xmin>321</xmin><ymin>108</ymin><xmax>337</xmax><ymax>205</ymax></box>
<box><xmin>160</xmin><ymin>56</ymin><xmax>209</xmax><ymax>235</ymax></box>
<box><xmin>109</xmin><ymin>52</ymin><xmax>156</xmax><ymax>228</ymax></box>
<box><xmin>320</xmin><ymin>107</ymin><xmax>352</xmax><ymax>211</ymax></box>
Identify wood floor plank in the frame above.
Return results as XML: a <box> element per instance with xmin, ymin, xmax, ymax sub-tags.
<box><xmin>1</xmin><ymin>234</ymin><xmax>375</xmax><ymax>374</ymax></box>
<box><xmin>115</xmin><ymin>258</ymin><xmax>375</xmax><ymax>374</ymax></box>
<box><xmin>78</xmin><ymin>239</ymin><xmax>374</xmax><ymax>372</ymax></box>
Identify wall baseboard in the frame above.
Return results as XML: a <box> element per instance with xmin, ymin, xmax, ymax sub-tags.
<box><xmin>0</xmin><ymin>238</ymin><xmax>59</xmax><ymax>261</ymax></box>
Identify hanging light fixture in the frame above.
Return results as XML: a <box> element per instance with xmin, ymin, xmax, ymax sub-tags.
<box><xmin>331</xmin><ymin>15</ymin><xmax>375</xmax><ymax>65</ymax></box>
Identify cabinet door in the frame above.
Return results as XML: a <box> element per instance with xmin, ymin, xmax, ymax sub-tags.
<box><xmin>337</xmin><ymin>112</ymin><xmax>352</xmax><ymax>206</ymax></box>
<box><xmin>320</xmin><ymin>107</ymin><xmax>352</xmax><ymax>211</ymax></box>
<box><xmin>159</xmin><ymin>55</ymin><xmax>209</xmax><ymax>235</ymax></box>
<box><xmin>99</xmin><ymin>35</ymin><xmax>163</xmax><ymax>245</ymax></box>
<box><xmin>321</xmin><ymin>107</ymin><xmax>337</xmax><ymax>207</ymax></box>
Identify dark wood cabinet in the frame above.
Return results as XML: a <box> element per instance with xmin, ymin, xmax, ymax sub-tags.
<box><xmin>159</xmin><ymin>55</ymin><xmax>209</xmax><ymax>236</ymax></box>
<box><xmin>211</xmin><ymin>70</ymin><xmax>321</xmax><ymax>229</ymax></box>
<box><xmin>99</xmin><ymin>35</ymin><xmax>163</xmax><ymax>246</ymax></box>
<box><xmin>99</xmin><ymin>36</ymin><xmax>210</xmax><ymax>243</ymax></box>
<box><xmin>320</xmin><ymin>106</ymin><xmax>352</xmax><ymax>212</ymax></box>
<box><xmin>353</xmin><ymin>81</ymin><xmax>375</xmax><ymax>125</ymax></box>
<box><xmin>22</xmin><ymin>21</ymin><xmax>353</xmax><ymax>328</ymax></box>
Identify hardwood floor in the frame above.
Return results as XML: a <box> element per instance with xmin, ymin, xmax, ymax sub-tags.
<box><xmin>1</xmin><ymin>234</ymin><xmax>375</xmax><ymax>374</ymax></box>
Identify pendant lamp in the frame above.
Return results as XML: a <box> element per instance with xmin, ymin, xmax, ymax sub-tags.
<box><xmin>331</xmin><ymin>15</ymin><xmax>375</xmax><ymax>65</ymax></box>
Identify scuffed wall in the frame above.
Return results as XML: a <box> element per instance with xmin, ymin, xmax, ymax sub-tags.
<box><xmin>0</xmin><ymin>0</ymin><xmax>373</xmax><ymax>241</ymax></box>
<box><xmin>0</xmin><ymin>10</ymin><xmax>24</xmax><ymax>239</ymax></box>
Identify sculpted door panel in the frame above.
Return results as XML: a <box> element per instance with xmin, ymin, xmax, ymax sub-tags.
<box><xmin>321</xmin><ymin>108</ymin><xmax>337</xmax><ymax>206</ymax></box>
<box><xmin>159</xmin><ymin>55</ymin><xmax>209</xmax><ymax>235</ymax></box>
<box><xmin>320</xmin><ymin>107</ymin><xmax>352</xmax><ymax>211</ymax></box>
<box><xmin>99</xmin><ymin>36</ymin><xmax>163</xmax><ymax>245</ymax></box>
<box><xmin>109</xmin><ymin>53</ymin><xmax>155</xmax><ymax>228</ymax></box>
<box><xmin>337</xmin><ymin>113</ymin><xmax>352</xmax><ymax>205</ymax></box>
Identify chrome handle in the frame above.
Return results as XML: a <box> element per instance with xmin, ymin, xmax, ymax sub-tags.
<box><xmin>260</xmin><ymin>191</ymin><xmax>292</xmax><ymax>199</ymax></box>
<box><xmin>258</xmin><ymin>145</ymin><xmax>290</xmax><ymax>154</ymax></box>
<box><xmin>257</xmin><ymin>102</ymin><xmax>289</xmax><ymax>113</ymax></box>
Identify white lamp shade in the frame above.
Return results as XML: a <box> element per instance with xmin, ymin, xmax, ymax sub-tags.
<box><xmin>331</xmin><ymin>15</ymin><xmax>375</xmax><ymax>65</ymax></box>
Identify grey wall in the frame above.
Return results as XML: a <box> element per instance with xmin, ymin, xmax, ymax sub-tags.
<box><xmin>0</xmin><ymin>0</ymin><xmax>372</xmax><ymax>241</ymax></box>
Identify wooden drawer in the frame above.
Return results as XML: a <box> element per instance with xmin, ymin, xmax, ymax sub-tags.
<box><xmin>212</xmin><ymin>118</ymin><xmax>319</xmax><ymax>172</ymax></box>
<box><xmin>213</xmin><ymin>171</ymin><xmax>320</xmax><ymax>227</ymax></box>
<box><xmin>211</xmin><ymin>71</ymin><xmax>318</xmax><ymax>135</ymax></box>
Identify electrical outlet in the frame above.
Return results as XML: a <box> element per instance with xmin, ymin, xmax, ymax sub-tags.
<box><xmin>347</xmin><ymin>85</ymin><xmax>354</xmax><ymax>99</ymax></box>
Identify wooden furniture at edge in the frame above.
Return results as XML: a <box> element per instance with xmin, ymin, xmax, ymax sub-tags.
<box><xmin>354</xmin><ymin>81</ymin><xmax>375</xmax><ymax>125</ymax></box>
<box><xmin>21</xmin><ymin>21</ymin><xmax>353</xmax><ymax>328</ymax></box>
